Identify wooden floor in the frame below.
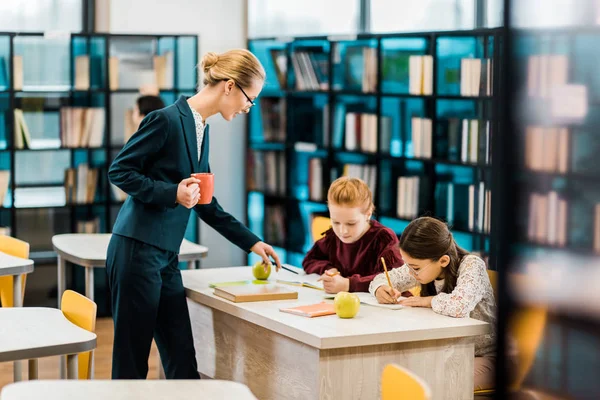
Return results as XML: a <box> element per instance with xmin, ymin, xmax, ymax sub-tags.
<box><xmin>0</xmin><ymin>317</ymin><xmax>161</xmax><ymax>390</ymax></box>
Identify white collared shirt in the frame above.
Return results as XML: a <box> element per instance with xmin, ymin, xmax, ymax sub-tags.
<box><xmin>188</xmin><ymin>104</ymin><xmax>205</xmax><ymax>161</ymax></box>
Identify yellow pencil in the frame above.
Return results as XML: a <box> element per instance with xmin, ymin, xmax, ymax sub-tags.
<box><xmin>381</xmin><ymin>257</ymin><xmax>393</xmax><ymax>288</ymax></box>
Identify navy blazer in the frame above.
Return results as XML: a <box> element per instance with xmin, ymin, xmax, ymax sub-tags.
<box><xmin>108</xmin><ymin>95</ymin><xmax>260</xmax><ymax>254</ymax></box>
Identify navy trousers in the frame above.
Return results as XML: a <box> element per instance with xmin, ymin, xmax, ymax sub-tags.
<box><xmin>106</xmin><ymin>234</ymin><xmax>200</xmax><ymax>379</ymax></box>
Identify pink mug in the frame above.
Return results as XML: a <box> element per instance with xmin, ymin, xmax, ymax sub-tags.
<box><xmin>191</xmin><ymin>173</ymin><xmax>214</xmax><ymax>205</ymax></box>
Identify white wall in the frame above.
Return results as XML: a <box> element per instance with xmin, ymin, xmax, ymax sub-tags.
<box><xmin>107</xmin><ymin>0</ymin><xmax>249</xmax><ymax>267</ymax></box>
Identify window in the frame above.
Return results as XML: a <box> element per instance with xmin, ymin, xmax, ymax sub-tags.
<box><xmin>248</xmin><ymin>0</ymin><xmax>360</xmax><ymax>38</ymax></box>
<box><xmin>0</xmin><ymin>0</ymin><xmax>83</xmax><ymax>32</ymax></box>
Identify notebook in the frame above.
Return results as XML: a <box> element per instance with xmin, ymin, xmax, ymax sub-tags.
<box><xmin>322</xmin><ymin>292</ymin><xmax>405</xmax><ymax>310</ymax></box>
<box><xmin>213</xmin><ymin>284</ymin><xmax>298</xmax><ymax>303</ymax></box>
<box><xmin>208</xmin><ymin>280</ymin><xmax>270</xmax><ymax>288</ymax></box>
<box><xmin>280</xmin><ymin>302</ymin><xmax>336</xmax><ymax>318</ymax></box>
<box><xmin>276</xmin><ymin>273</ymin><xmax>324</xmax><ymax>290</ymax></box>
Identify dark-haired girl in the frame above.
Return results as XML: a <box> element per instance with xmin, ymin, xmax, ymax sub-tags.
<box><xmin>369</xmin><ymin>216</ymin><xmax>497</xmax><ymax>391</ymax></box>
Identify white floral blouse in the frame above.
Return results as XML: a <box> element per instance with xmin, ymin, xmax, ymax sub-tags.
<box><xmin>369</xmin><ymin>254</ymin><xmax>496</xmax><ymax>357</ymax></box>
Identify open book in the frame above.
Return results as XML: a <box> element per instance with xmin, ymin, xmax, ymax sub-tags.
<box><xmin>276</xmin><ymin>273</ymin><xmax>324</xmax><ymax>290</ymax></box>
<box><xmin>323</xmin><ymin>292</ymin><xmax>405</xmax><ymax>310</ymax></box>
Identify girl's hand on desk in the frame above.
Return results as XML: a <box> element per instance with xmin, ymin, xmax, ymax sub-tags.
<box><xmin>250</xmin><ymin>241</ymin><xmax>281</xmax><ymax>272</ymax></box>
<box><xmin>375</xmin><ymin>286</ymin><xmax>401</xmax><ymax>304</ymax></box>
<box><xmin>398</xmin><ymin>296</ymin><xmax>434</xmax><ymax>308</ymax></box>
<box><xmin>321</xmin><ymin>273</ymin><xmax>349</xmax><ymax>294</ymax></box>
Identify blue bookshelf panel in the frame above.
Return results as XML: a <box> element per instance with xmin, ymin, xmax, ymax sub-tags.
<box><xmin>14</xmin><ymin>36</ymin><xmax>71</xmax><ymax>91</ymax></box>
<box><xmin>90</xmin><ymin>36</ymin><xmax>107</xmax><ymax>90</ymax></box>
<box><xmin>159</xmin><ymin>91</ymin><xmax>176</xmax><ymax>106</ymax></box>
<box><xmin>288</xmin><ymin>93</ymin><xmax>328</xmax><ymax>146</ymax></box>
<box><xmin>289</xmin><ymin>39</ymin><xmax>330</xmax><ymax>91</ymax></box>
<box><xmin>332</xmin><ymin>94</ymin><xmax>377</xmax><ymax>150</ymax></box>
<box><xmin>292</xmin><ymin>201</ymin><xmax>327</xmax><ymax>253</ymax></box>
<box><xmin>248</xmin><ymin>245</ymin><xmax>286</xmax><ymax>267</ymax></box>
<box><xmin>381</xmin><ymin>97</ymin><xmax>425</xmax><ymax>157</ymax></box>
<box><xmin>381</xmin><ymin>37</ymin><xmax>429</xmax><ymax>94</ymax></box>
<box><xmin>436</xmin><ymin>36</ymin><xmax>490</xmax><ymax>96</ymax></box>
<box><xmin>0</xmin><ymin>93</ymin><xmax>8</xmax><ymax>149</ymax></box>
<box><xmin>290</xmin><ymin>148</ymin><xmax>328</xmax><ymax>201</ymax></box>
<box><xmin>574</xmin><ymin>34</ymin><xmax>600</xmax><ymax>101</ymax></box>
<box><xmin>0</xmin><ymin>36</ymin><xmax>10</xmax><ymax>91</ymax></box>
<box><xmin>286</xmin><ymin>251</ymin><xmax>305</xmax><ymax>268</ymax></box>
<box><xmin>573</xmin><ymin>106</ymin><xmax>600</xmax><ymax>176</ymax></box>
<box><xmin>247</xmin><ymin>191</ymin><xmax>265</xmax><ymax>241</ymax></box>
<box><xmin>72</xmin><ymin>92</ymin><xmax>106</xmax><ymax>109</ymax></box>
<box><xmin>249</xmin><ymin>39</ymin><xmax>287</xmax><ymax>93</ymax></box>
<box><xmin>332</xmin><ymin>39</ymin><xmax>377</xmax><ymax>92</ymax></box>
<box><xmin>176</xmin><ymin>37</ymin><xmax>197</xmax><ymax>91</ymax></box>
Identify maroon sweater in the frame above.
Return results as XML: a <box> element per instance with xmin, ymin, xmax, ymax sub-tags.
<box><xmin>302</xmin><ymin>220</ymin><xmax>404</xmax><ymax>292</ymax></box>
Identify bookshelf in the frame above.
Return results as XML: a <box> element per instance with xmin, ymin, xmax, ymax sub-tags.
<box><xmin>245</xmin><ymin>28</ymin><xmax>502</xmax><ymax>268</ymax></box>
<box><xmin>0</xmin><ymin>32</ymin><xmax>198</xmax><ymax>262</ymax></box>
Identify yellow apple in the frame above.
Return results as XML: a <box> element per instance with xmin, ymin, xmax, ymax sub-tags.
<box><xmin>252</xmin><ymin>261</ymin><xmax>271</xmax><ymax>280</ymax></box>
<box><xmin>334</xmin><ymin>292</ymin><xmax>360</xmax><ymax>319</ymax></box>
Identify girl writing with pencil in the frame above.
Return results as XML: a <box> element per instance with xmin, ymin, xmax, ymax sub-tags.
<box><xmin>369</xmin><ymin>216</ymin><xmax>497</xmax><ymax>391</ymax></box>
<box><xmin>302</xmin><ymin>177</ymin><xmax>404</xmax><ymax>294</ymax></box>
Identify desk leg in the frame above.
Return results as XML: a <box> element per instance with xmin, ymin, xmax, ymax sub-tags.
<box><xmin>66</xmin><ymin>354</ymin><xmax>78</xmax><ymax>379</ymax></box>
<box><xmin>85</xmin><ymin>267</ymin><xmax>95</xmax><ymax>302</ymax></box>
<box><xmin>28</xmin><ymin>359</ymin><xmax>38</xmax><ymax>380</ymax></box>
<box><xmin>57</xmin><ymin>255</ymin><xmax>66</xmax><ymax>308</ymax></box>
<box><xmin>12</xmin><ymin>274</ymin><xmax>23</xmax><ymax>381</ymax></box>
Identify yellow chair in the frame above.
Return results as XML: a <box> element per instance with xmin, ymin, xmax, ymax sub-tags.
<box><xmin>61</xmin><ymin>290</ymin><xmax>97</xmax><ymax>379</ymax></box>
<box><xmin>311</xmin><ymin>216</ymin><xmax>331</xmax><ymax>243</ymax></box>
<box><xmin>474</xmin><ymin>270</ymin><xmax>547</xmax><ymax>396</ymax></box>
<box><xmin>0</xmin><ymin>235</ymin><xmax>30</xmax><ymax>307</ymax></box>
<box><xmin>381</xmin><ymin>364</ymin><xmax>431</xmax><ymax>400</ymax></box>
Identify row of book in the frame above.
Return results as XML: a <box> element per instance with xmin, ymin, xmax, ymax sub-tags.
<box><xmin>60</xmin><ymin>107</ymin><xmax>106</xmax><ymax>148</ymax></box>
<box><xmin>460</xmin><ymin>58</ymin><xmax>493</xmax><ymax>97</ymax></box>
<box><xmin>259</xmin><ymin>98</ymin><xmax>287</xmax><ymax>142</ymax></box>
<box><xmin>64</xmin><ymin>164</ymin><xmax>99</xmax><ymax>205</ymax></box>
<box><xmin>77</xmin><ymin>217</ymin><xmax>100</xmax><ymax>234</ymax></box>
<box><xmin>445</xmin><ymin>118</ymin><xmax>491</xmax><ymax>165</ymax></box>
<box><xmin>343</xmin><ymin>46</ymin><xmax>378</xmax><ymax>93</ymax></box>
<box><xmin>524</xmin><ymin>126</ymin><xmax>569</xmax><ymax>173</ymax></box>
<box><xmin>342</xmin><ymin>164</ymin><xmax>377</xmax><ymax>198</ymax></box>
<box><xmin>527</xmin><ymin>54</ymin><xmax>568</xmax><ymax>99</ymax></box>
<box><xmin>435</xmin><ymin>181</ymin><xmax>491</xmax><ymax>234</ymax></box>
<box><xmin>409</xmin><ymin>55</ymin><xmax>434</xmax><ymax>95</ymax></box>
<box><xmin>343</xmin><ymin>112</ymin><xmax>381</xmax><ymax>153</ymax></box>
<box><xmin>527</xmin><ymin>191</ymin><xmax>568</xmax><ymax>247</ymax></box>
<box><xmin>265</xmin><ymin>205</ymin><xmax>286</xmax><ymax>246</ymax></box>
<box><xmin>290</xmin><ymin>51</ymin><xmax>329</xmax><ymax>91</ymax></box>
<box><xmin>246</xmin><ymin>150</ymin><xmax>286</xmax><ymax>196</ymax></box>
<box><xmin>308</xmin><ymin>158</ymin><xmax>324</xmax><ymax>202</ymax></box>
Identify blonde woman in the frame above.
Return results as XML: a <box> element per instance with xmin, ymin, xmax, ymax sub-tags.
<box><xmin>107</xmin><ymin>49</ymin><xmax>281</xmax><ymax>379</ymax></box>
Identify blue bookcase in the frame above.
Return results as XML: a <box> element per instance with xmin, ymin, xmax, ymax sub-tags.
<box><xmin>0</xmin><ymin>31</ymin><xmax>198</xmax><ymax>314</ymax></box>
<box><xmin>246</xmin><ymin>28</ymin><xmax>502</xmax><ymax>267</ymax></box>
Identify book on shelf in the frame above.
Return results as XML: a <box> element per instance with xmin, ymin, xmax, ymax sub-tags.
<box><xmin>397</xmin><ymin>176</ymin><xmax>421</xmax><ymax>220</ymax></box>
<box><xmin>344</xmin><ymin>112</ymin><xmax>378</xmax><ymax>153</ymax></box>
<box><xmin>13</xmin><ymin>55</ymin><xmax>23</xmax><ymax>90</ymax></box>
<box><xmin>77</xmin><ymin>217</ymin><xmax>100</xmax><ymax>233</ymax></box>
<box><xmin>409</xmin><ymin>55</ymin><xmax>433</xmax><ymax>95</ymax></box>
<box><xmin>308</xmin><ymin>158</ymin><xmax>324</xmax><ymax>201</ymax></box>
<box><xmin>213</xmin><ymin>284</ymin><xmax>298</xmax><ymax>303</ymax></box>
<box><xmin>595</xmin><ymin>204</ymin><xmax>600</xmax><ymax>254</ymax></box>
<box><xmin>527</xmin><ymin>54</ymin><xmax>568</xmax><ymax>99</ymax></box>
<box><xmin>411</xmin><ymin>117</ymin><xmax>432</xmax><ymax>159</ymax></box>
<box><xmin>246</xmin><ymin>150</ymin><xmax>286</xmax><ymax>196</ymax></box>
<box><xmin>291</xmin><ymin>49</ymin><xmax>329</xmax><ymax>91</ymax></box>
<box><xmin>153</xmin><ymin>51</ymin><xmax>174</xmax><ymax>89</ymax></box>
<box><xmin>524</xmin><ymin>126</ymin><xmax>569</xmax><ymax>173</ymax></box>
<box><xmin>74</xmin><ymin>55</ymin><xmax>90</xmax><ymax>90</ymax></box>
<box><xmin>460</xmin><ymin>58</ymin><xmax>492</xmax><ymax>96</ymax></box>
<box><xmin>269</xmin><ymin>49</ymin><xmax>287</xmax><ymax>89</ymax></box>
<box><xmin>434</xmin><ymin>181</ymin><xmax>490</xmax><ymax>234</ymax></box>
<box><xmin>0</xmin><ymin>170</ymin><xmax>9</xmax><ymax>207</ymax></box>
<box><xmin>109</xmin><ymin>56</ymin><xmax>119</xmax><ymax>90</ymax></box>
<box><xmin>276</xmin><ymin>273</ymin><xmax>324</xmax><ymax>290</ymax></box>
<box><xmin>260</xmin><ymin>98</ymin><xmax>286</xmax><ymax>142</ymax></box>
<box><xmin>527</xmin><ymin>191</ymin><xmax>568</xmax><ymax>247</ymax></box>
<box><xmin>343</xmin><ymin>46</ymin><xmax>377</xmax><ymax>92</ymax></box>
<box><xmin>265</xmin><ymin>205</ymin><xmax>286</xmax><ymax>245</ymax></box>
<box><xmin>279</xmin><ymin>302</ymin><xmax>335</xmax><ymax>317</ymax></box>
<box><xmin>550</xmin><ymin>84</ymin><xmax>588</xmax><ymax>123</ymax></box>
<box><xmin>439</xmin><ymin>118</ymin><xmax>491</xmax><ymax>165</ymax></box>
<box><xmin>64</xmin><ymin>164</ymin><xmax>99</xmax><ymax>205</ymax></box>
<box><xmin>13</xmin><ymin>109</ymin><xmax>32</xmax><ymax>149</ymax></box>
<box><xmin>60</xmin><ymin>107</ymin><xmax>105</xmax><ymax>148</ymax></box>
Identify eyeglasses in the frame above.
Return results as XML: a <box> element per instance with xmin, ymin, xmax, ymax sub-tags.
<box><xmin>236</xmin><ymin>82</ymin><xmax>256</xmax><ymax>109</ymax></box>
<box><xmin>406</xmin><ymin>262</ymin><xmax>434</xmax><ymax>277</ymax></box>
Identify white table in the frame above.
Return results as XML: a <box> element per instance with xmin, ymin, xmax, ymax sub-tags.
<box><xmin>52</xmin><ymin>233</ymin><xmax>208</xmax><ymax>306</ymax></box>
<box><xmin>0</xmin><ymin>251</ymin><xmax>34</xmax><ymax>382</ymax></box>
<box><xmin>0</xmin><ymin>380</ymin><xmax>258</xmax><ymax>400</ymax></box>
<box><xmin>0</xmin><ymin>251</ymin><xmax>34</xmax><ymax>308</ymax></box>
<box><xmin>183</xmin><ymin>267</ymin><xmax>490</xmax><ymax>400</ymax></box>
<box><xmin>0</xmin><ymin>308</ymin><xmax>97</xmax><ymax>380</ymax></box>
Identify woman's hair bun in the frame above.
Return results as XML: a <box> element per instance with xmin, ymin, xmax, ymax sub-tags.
<box><xmin>201</xmin><ymin>52</ymin><xmax>219</xmax><ymax>73</ymax></box>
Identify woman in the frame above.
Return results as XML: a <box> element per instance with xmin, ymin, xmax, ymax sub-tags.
<box><xmin>107</xmin><ymin>49</ymin><xmax>281</xmax><ymax>379</ymax></box>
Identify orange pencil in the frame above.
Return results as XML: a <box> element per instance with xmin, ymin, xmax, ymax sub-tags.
<box><xmin>380</xmin><ymin>257</ymin><xmax>393</xmax><ymax>288</ymax></box>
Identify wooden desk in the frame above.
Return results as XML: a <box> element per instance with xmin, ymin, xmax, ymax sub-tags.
<box><xmin>0</xmin><ymin>252</ymin><xmax>34</xmax><ymax>308</ymax></box>
<box><xmin>0</xmin><ymin>308</ymin><xmax>97</xmax><ymax>380</ymax></box>
<box><xmin>183</xmin><ymin>267</ymin><xmax>490</xmax><ymax>400</ymax></box>
<box><xmin>0</xmin><ymin>379</ymin><xmax>257</xmax><ymax>400</ymax></box>
<box><xmin>52</xmin><ymin>233</ymin><xmax>208</xmax><ymax>305</ymax></box>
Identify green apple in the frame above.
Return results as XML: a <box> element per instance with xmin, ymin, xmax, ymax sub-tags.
<box><xmin>334</xmin><ymin>292</ymin><xmax>360</xmax><ymax>319</ymax></box>
<box><xmin>252</xmin><ymin>261</ymin><xmax>271</xmax><ymax>280</ymax></box>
